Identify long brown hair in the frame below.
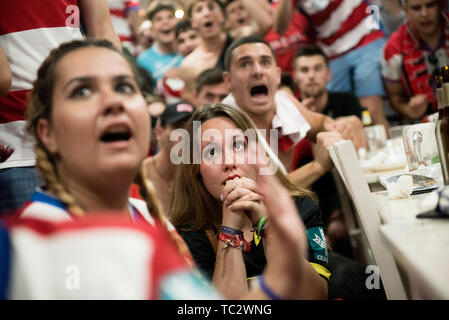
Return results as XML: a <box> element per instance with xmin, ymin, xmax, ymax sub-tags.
<box><xmin>170</xmin><ymin>103</ymin><xmax>316</xmax><ymax>232</ymax></box>
<box><xmin>26</xmin><ymin>38</ymin><xmax>191</xmax><ymax>261</ymax></box>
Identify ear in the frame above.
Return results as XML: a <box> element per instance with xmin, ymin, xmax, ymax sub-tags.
<box><xmin>153</xmin><ymin>125</ymin><xmax>163</xmax><ymax>141</ymax></box>
<box><xmin>223</xmin><ymin>71</ymin><xmax>232</xmax><ymax>90</ymax></box>
<box><xmin>37</xmin><ymin>118</ymin><xmax>58</xmax><ymax>154</ymax></box>
<box><xmin>276</xmin><ymin>66</ymin><xmax>282</xmax><ymax>87</ymax></box>
<box><xmin>327</xmin><ymin>67</ymin><xmax>332</xmax><ymax>83</ymax></box>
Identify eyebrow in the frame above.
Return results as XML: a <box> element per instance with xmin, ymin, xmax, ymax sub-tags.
<box><xmin>236</xmin><ymin>54</ymin><xmax>273</xmax><ymax>63</ymax></box>
<box><xmin>63</xmin><ymin>74</ymin><xmax>136</xmax><ymax>91</ymax></box>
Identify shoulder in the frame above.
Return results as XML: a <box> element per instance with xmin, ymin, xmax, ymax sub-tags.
<box><xmin>383</xmin><ymin>25</ymin><xmax>406</xmax><ymax>59</ymax></box>
<box><xmin>19</xmin><ymin>189</ymin><xmax>72</xmax><ymax>222</ymax></box>
<box><xmin>293</xmin><ymin>195</ymin><xmax>323</xmax><ymax>227</ymax></box>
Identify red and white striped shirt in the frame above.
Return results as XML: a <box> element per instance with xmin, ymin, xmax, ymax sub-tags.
<box><xmin>295</xmin><ymin>0</ymin><xmax>384</xmax><ymax>59</ymax></box>
<box><xmin>0</xmin><ymin>0</ymin><xmax>83</xmax><ymax>169</ymax></box>
<box><xmin>108</xmin><ymin>0</ymin><xmax>141</xmax><ymax>55</ymax></box>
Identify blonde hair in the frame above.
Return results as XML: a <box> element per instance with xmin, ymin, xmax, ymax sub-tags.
<box><xmin>170</xmin><ymin>103</ymin><xmax>316</xmax><ymax>232</ymax></box>
<box><xmin>27</xmin><ymin>39</ymin><xmax>191</xmax><ymax>261</ymax></box>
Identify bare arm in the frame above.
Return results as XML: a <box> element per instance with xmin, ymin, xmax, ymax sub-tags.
<box><xmin>274</xmin><ymin>0</ymin><xmax>294</xmax><ymax>35</ymax></box>
<box><xmin>0</xmin><ymin>45</ymin><xmax>11</xmax><ymax>96</ymax></box>
<box><xmin>79</xmin><ymin>0</ymin><xmax>122</xmax><ymax>50</ymax></box>
<box><xmin>288</xmin><ymin>131</ymin><xmax>343</xmax><ymax>188</ymax></box>
<box><xmin>240</xmin><ymin>0</ymin><xmax>274</xmax><ymax>37</ymax></box>
<box><xmin>212</xmin><ymin>204</ymin><xmax>249</xmax><ymax>299</ymax></box>
<box><xmin>384</xmin><ymin>81</ymin><xmax>428</xmax><ymax>120</ymax></box>
<box><xmin>127</xmin><ymin>8</ymin><xmax>145</xmax><ymax>38</ymax></box>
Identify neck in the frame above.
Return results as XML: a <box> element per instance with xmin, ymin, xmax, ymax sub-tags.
<box><xmin>200</xmin><ymin>32</ymin><xmax>226</xmax><ymax>52</ymax></box>
<box><xmin>156</xmin><ymin>41</ymin><xmax>175</xmax><ymax>54</ymax></box>
<box><xmin>58</xmin><ymin>166</ymin><xmax>133</xmax><ymax>214</ymax></box>
<box><xmin>416</xmin><ymin>20</ymin><xmax>443</xmax><ymax>50</ymax></box>
<box><xmin>307</xmin><ymin>90</ymin><xmax>328</xmax><ymax>113</ymax></box>
<box><xmin>154</xmin><ymin>150</ymin><xmax>176</xmax><ymax>180</ymax></box>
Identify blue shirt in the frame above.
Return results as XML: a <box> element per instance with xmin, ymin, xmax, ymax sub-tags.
<box><xmin>137</xmin><ymin>43</ymin><xmax>183</xmax><ymax>82</ymax></box>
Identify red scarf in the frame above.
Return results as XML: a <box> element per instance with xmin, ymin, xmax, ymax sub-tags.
<box><xmin>400</xmin><ymin>12</ymin><xmax>449</xmax><ymax>112</ymax></box>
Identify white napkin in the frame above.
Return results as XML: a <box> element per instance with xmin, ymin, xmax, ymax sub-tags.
<box><xmin>387</xmin><ymin>175</ymin><xmax>413</xmax><ymax>199</ymax></box>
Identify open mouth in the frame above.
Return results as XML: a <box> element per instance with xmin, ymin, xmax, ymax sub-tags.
<box><xmin>162</xmin><ymin>29</ymin><xmax>173</xmax><ymax>35</ymax></box>
<box><xmin>238</xmin><ymin>18</ymin><xmax>246</xmax><ymax>25</ymax></box>
<box><xmin>204</xmin><ymin>21</ymin><xmax>213</xmax><ymax>28</ymax></box>
<box><xmin>100</xmin><ymin>125</ymin><xmax>132</xmax><ymax>143</ymax></box>
<box><xmin>250</xmin><ymin>85</ymin><xmax>268</xmax><ymax>98</ymax></box>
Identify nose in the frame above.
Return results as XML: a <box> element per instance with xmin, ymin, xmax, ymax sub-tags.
<box><xmin>222</xmin><ymin>148</ymin><xmax>237</xmax><ymax>172</ymax></box>
<box><xmin>252</xmin><ymin>62</ymin><xmax>263</xmax><ymax>77</ymax></box>
<box><xmin>420</xmin><ymin>6</ymin><xmax>429</xmax><ymax>17</ymax></box>
<box><xmin>101</xmin><ymin>89</ymin><xmax>125</xmax><ymax>116</ymax></box>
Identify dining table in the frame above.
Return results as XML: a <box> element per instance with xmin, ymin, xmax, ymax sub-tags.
<box><xmin>360</xmin><ymin>141</ymin><xmax>449</xmax><ymax>299</ymax></box>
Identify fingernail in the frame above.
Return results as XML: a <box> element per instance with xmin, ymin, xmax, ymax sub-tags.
<box><xmin>220</xmin><ymin>194</ymin><xmax>224</xmax><ymax>202</ymax></box>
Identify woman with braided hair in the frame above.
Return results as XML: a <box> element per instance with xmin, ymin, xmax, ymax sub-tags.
<box><xmin>5</xmin><ymin>38</ymin><xmax>319</xmax><ymax>300</ymax></box>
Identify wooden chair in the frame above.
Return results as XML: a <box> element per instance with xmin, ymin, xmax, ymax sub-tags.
<box><xmin>328</xmin><ymin>140</ymin><xmax>407</xmax><ymax>299</ymax></box>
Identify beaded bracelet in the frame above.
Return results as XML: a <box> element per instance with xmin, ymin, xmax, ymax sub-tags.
<box><xmin>258</xmin><ymin>275</ymin><xmax>285</xmax><ymax>300</ymax></box>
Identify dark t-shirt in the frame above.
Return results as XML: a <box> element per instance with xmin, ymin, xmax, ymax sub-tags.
<box><xmin>322</xmin><ymin>91</ymin><xmax>363</xmax><ymax>119</ymax></box>
<box><xmin>178</xmin><ymin>196</ymin><xmax>329</xmax><ymax>281</ymax></box>
<box><xmin>295</xmin><ymin>91</ymin><xmax>363</xmax><ymax>224</ymax></box>
<box><xmin>215</xmin><ymin>33</ymin><xmax>233</xmax><ymax>71</ymax></box>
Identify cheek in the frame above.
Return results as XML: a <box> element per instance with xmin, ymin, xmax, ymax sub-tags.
<box><xmin>52</xmin><ymin>106</ymin><xmax>93</xmax><ymax>151</ymax></box>
<box><xmin>200</xmin><ymin>164</ymin><xmax>222</xmax><ymax>198</ymax></box>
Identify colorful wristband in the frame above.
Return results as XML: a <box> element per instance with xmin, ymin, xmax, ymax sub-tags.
<box><xmin>219</xmin><ymin>232</ymin><xmax>251</xmax><ymax>252</ymax></box>
<box><xmin>221</xmin><ymin>225</ymin><xmax>243</xmax><ymax>236</ymax></box>
<box><xmin>258</xmin><ymin>275</ymin><xmax>285</xmax><ymax>300</ymax></box>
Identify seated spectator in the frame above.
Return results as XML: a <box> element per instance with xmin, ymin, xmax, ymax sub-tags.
<box><xmin>223</xmin><ymin>0</ymin><xmax>274</xmax><ymax>39</ymax></box>
<box><xmin>0</xmin><ymin>0</ymin><xmax>121</xmax><ymax>216</ymax></box>
<box><xmin>170</xmin><ymin>103</ymin><xmax>330</xmax><ymax>299</ymax></box>
<box><xmin>292</xmin><ymin>45</ymin><xmax>367</xmax><ymax>256</ymax></box>
<box><xmin>194</xmin><ymin>67</ymin><xmax>230</xmax><ymax>107</ymax></box>
<box><xmin>181</xmin><ymin>0</ymin><xmax>232</xmax><ymax>78</ymax></box>
<box><xmin>137</xmin><ymin>1</ymin><xmax>183</xmax><ymax>83</ymax></box>
<box><xmin>221</xmin><ymin>35</ymin><xmax>353</xmax><ymax>188</ymax></box>
<box><xmin>382</xmin><ymin>0</ymin><xmax>449</xmax><ymax>122</ymax></box>
<box><xmin>175</xmin><ymin>19</ymin><xmax>201</xmax><ymax>57</ymax></box>
<box><xmin>10</xmin><ymin>38</ymin><xmax>313</xmax><ymax>301</ymax></box>
<box><xmin>293</xmin><ymin>45</ymin><xmax>367</xmax><ymax>150</ymax></box>
<box><xmin>143</xmin><ymin>101</ymin><xmax>194</xmax><ymax>214</ymax></box>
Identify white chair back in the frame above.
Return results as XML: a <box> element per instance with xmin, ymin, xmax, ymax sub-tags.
<box><xmin>328</xmin><ymin>140</ymin><xmax>407</xmax><ymax>300</ymax></box>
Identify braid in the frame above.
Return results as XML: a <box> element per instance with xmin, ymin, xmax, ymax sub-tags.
<box><xmin>34</xmin><ymin>144</ymin><xmax>84</xmax><ymax>216</ymax></box>
<box><xmin>136</xmin><ymin>166</ymin><xmax>193</xmax><ymax>265</ymax></box>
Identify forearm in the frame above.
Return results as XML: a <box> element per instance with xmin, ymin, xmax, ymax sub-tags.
<box><xmin>241</xmin><ymin>0</ymin><xmax>274</xmax><ymax>37</ymax></box>
<box><xmin>293</xmin><ymin>259</ymin><xmax>328</xmax><ymax>299</ymax></box>
<box><xmin>0</xmin><ymin>46</ymin><xmax>11</xmax><ymax>96</ymax></box>
<box><xmin>212</xmin><ymin>243</ymin><xmax>248</xmax><ymax>299</ymax></box>
<box><xmin>388</xmin><ymin>93</ymin><xmax>412</xmax><ymax>118</ymax></box>
<box><xmin>79</xmin><ymin>0</ymin><xmax>122</xmax><ymax>50</ymax></box>
<box><xmin>288</xmin><ymin>160</ymin><xmax>327</xmax><ymax>188</ymax></box>
<box><xmin>274</xmin><ymin>0</ymin><xmax>293</xmax><ymax>35</ymax></box>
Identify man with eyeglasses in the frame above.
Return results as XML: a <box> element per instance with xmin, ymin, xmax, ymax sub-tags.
<box><xmin>382</xmin><ymin>0</ymin><xmax>449</xmax><ymax>122</ymax></box>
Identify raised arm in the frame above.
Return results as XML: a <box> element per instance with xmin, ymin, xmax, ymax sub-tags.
<box><xmin>0</xmin><ymin>45</ymin><xmax>11</xmax><ymax>96</ymax></box>
<box><xmin>79</xmin><ymin>0</ymin><xmax>122</xmax><ymax>50</ymax></box>
<box><xmin>240</xmin><ymin>0</ymin><xmax>274</xmax><ymax>37</ymax></box>
<box><xmin>274</xmin><ymin>0</ymin><xmax>294</xmax><ymax>35</ymax></box>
